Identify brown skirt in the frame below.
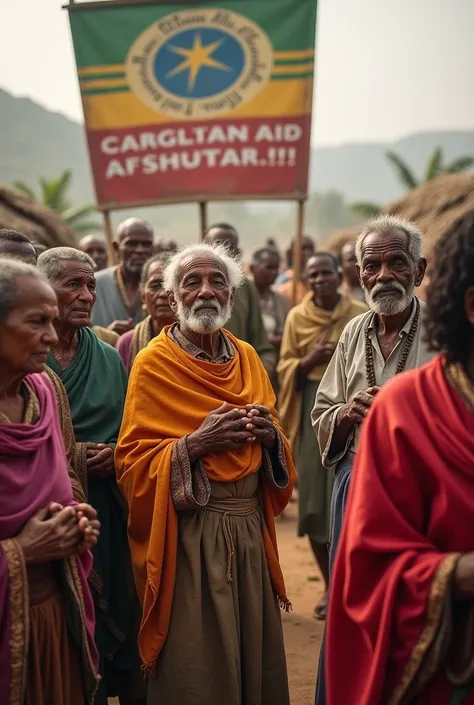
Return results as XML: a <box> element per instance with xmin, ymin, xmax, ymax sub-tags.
<box><xmin>25</xmin><ymin>589</ymin><xmax>85</xmax><ymax>705</ymax></box>
<box><xmin>147</xmin><ymin>475</ymin><xmax>290</xmax><ymax>705</ymax></box>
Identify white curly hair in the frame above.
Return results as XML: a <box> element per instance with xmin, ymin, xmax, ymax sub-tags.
<box><xmin>355</xmin><ymin>214</ymin><xmax>424</xmax><ymax>266</ymax></box>
<box><xmin>163</xmin><ymin>242</ymin><xmax>243</xmax><ymax>295</ymax></box>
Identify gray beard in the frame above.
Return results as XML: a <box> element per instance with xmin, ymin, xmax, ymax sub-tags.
<box><xmin>177</xmin><ymin>298</ymin><xmax>232</xmax><ymax>334</ymax></box>
<box><xmin>363</xmin><ymin>282</ymin><xmax>415</xmax><ymax>315</ymax></box>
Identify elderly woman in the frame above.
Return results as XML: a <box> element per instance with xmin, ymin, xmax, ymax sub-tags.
<box><xmin>37</xmin><ymin>247</ymin><xmax>145</xmax><ymax>705</ymax></box>
<box><xmin>0</xmin><ymin>259</ymin><xmax>99</xmax><ymax>705</ymax></box>
<box><xmin>117</xmin><ymin>254</ymin><xmax>175</xmax><ymax>373</ymax></box>
<box><xmin>116</xmin><ymin>243</ymin><xmax>297</xmax><ymax>705</ymax></box>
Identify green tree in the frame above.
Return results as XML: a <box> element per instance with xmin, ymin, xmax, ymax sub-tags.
<box><xmin>350</xmin><ymin>147</ymin><xmax>474</xmax><ymax>219</ymax></box>
<box><xmin>13</xmin><ymin>169</ymin><xmax>99</xmax><ymax>235</ymax></box>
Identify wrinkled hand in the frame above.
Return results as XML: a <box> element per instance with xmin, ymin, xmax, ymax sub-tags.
<box><xmin>108</xmin><ymin>319</ymin><xmax>134</xmax><ymax>336</ymax></box>
<box><xmin>86</xmin><ymin>442</ymin><xmax>114</xmax><ymax>478</ymax></box>
<box><xmin>243</xmin><ymin>405</ymin><xmax>277</xmax><ymax>449</ymax></box>
<box><xmin>187</xmin><ymin>403</ymin><xmax>257</xmax><ymax>460</ymax></box>
<box><xmin>16</xmin><ymin>505</ymin><xmax>82</xmax><ymax>564</ymax></box>
<box><xmin>49</xmin><ymin>502</ymin><xmax>100</xmax><ymax>554</ymax></box>
<box><xmin>339</xmin><ymin>386</ymin><xmax>380</xmax><ymax>426</ymax></box>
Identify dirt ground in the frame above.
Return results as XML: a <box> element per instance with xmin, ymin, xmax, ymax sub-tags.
<box><xmin>278</xmin><ymin>500</ymin><xmax>324</xmax><ymax>705</ymax></box>
<box><xmin>109</xmin><ymin>500</ymin><xmax>323</xmax><ymax>705</ymax></box>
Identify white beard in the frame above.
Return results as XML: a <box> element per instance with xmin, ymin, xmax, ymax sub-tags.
<box><xmin>177</xmin><ymin>297</ymin><xmax>232</xmax><ymax>334</ymax></box>
<box><xmin>363</xmin><ymin>281</ymin><xmax>415</xmax><ymax>315</ymax></box>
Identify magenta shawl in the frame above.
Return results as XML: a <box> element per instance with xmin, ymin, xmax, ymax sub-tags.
<box><xmin>0</xmin><ymin>373</ymin><xmax>98</xmax><ymax>705</ymax></box>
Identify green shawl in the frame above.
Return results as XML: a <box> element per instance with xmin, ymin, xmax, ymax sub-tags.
<box><xmin>47</xmin><ymin>327</ymin><xmax>135</xmax><ymax>675</ymax></box>
<box><xmin>47</xmin><ymin>326</ymin><xmax>127</xmax><ymax>445</ymax></box>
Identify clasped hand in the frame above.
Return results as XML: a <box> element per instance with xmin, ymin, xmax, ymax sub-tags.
<box><xmin>86</xmin><ymin>442</ymin><xmax>114</xmax><ymax>477</ymax></box>
<box><xmin>340</xmin><ymin>386</ymin><xmax>380</xmax><ymax>425</ymax></box>
<box><xmin>16</xmin><ymin>502</ymin><xmax>100</xmax><ymax>564</ymax></box>
<box><xmin>187</xmin><ymin>402</ymin><xmax>277</xmax><ymax>460</ymax></box>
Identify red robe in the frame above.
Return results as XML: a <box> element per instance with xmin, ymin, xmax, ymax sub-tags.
<box><xmin>326</xmin><ymin>355</ymin><xmax>474</xmax><ymax>704</ymax></box>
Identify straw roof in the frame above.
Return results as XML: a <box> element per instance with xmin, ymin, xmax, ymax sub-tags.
<box><xmin>0</xmin><ymin>184</ymin><xmax>78</xmax><ymax>248</ymax></box>
<box><xmin>384</xmin><ymin>173</ymin><xmax>474</xmax><ymax>258</ymax></box>
<box><xmin>321</xmin><ymin>173</ymin><xmax>474</xmax><ymax>261</ymax></box>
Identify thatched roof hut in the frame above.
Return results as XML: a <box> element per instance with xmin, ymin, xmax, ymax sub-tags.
<box><xmin>384</xmin><ymin>173</ymin><xmax>474</xmax><ymax>258</ymax></box>
<box><xmin>321</xmin><ymin>172</ymin><xmax>474</xmax><ymax>263</ymax></box>
<box><xmin>0</xmin><ymin>184</ymin><xmax>78</xmax><ymax>248</ymax></box>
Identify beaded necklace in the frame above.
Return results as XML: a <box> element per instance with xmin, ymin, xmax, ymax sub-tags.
<box><xmin>364</xmin><ymin>298</ymin><xmax>420</xmax><ymax>387</ymax></box>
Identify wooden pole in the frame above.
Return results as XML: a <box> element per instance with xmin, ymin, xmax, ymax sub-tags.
<box><xmin>199</xmin><ymin>201</ymin><xmax>208</xmax><ymax>240</ymax></box>
<box><xmin>102</xmin><ymin>210</ymin><xmax>116</xmax><ymax>266</ymax></box>
<box><xmin>291</xmin><ymin>199</ymin><xmax>305</xmax><ymax>306</ymax></box>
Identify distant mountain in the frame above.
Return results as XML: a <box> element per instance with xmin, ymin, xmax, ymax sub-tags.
<box><xmin>309</xmin><ymin>131</ymin><xmax>474</xmax><ymax>203</ymax></box>
<box><xmin>2</xmin><ymin>86</ymin><xmax>474</xmax><ymax>225</ymax></box>
<box><xmin>0</xmin><ymin>89</ymin><xmax>93</xmax><ymax>204</ymax></box>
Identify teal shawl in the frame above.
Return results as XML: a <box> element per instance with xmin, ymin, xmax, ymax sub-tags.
<box><xmin>48</xmin><ymin>327</ymin><xmax>138</xmax><ymax>691</ymax></box>
<box><xmin>47</xmin><ymin>326</ymin><xmax>127</xmax><ymax>445</ymax></box>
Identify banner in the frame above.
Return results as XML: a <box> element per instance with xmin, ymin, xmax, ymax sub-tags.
<box><xmin>68</xmin><ymin>0</ymin><xmax>317</xmax><ymax>208</ymax></box>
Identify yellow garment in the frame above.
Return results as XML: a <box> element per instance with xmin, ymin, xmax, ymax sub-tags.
<box><xmin>277</xmin><ymin>292</ymin><xmax>366</xmax><ymax>454</ymax></box>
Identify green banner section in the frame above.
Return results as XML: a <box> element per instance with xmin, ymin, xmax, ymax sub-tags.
<box><xmin>69</xmin><ymin>0</ymin><xmax>317</xmax><ymax>68</ymax></box>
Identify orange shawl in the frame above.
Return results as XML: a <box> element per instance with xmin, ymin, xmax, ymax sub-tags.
<box><xmin>115</xmin><ymin>327</ymin><xmax>296</xmax><ymax>670</ymax></box>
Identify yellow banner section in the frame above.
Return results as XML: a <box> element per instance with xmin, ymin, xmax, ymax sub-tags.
<box><xmin>83</xmin><ymin>77</ymin><xmax>313</xmax><ymax>130</ymax></box>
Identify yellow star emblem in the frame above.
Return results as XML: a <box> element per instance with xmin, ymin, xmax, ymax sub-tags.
<box><xmin>166</xmin><ymin>33</ymin><xmax>232</xmax><ymax>92</ymax></box>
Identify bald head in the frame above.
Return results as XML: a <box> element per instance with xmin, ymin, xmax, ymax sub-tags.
<box><xmin>115</xmin><ymin>218</ymin><xmax>154</xmax><ymax>275</ymax></box>
<box><xmin>78</xmin><ymin>234</ymin><xmax>108</xmax><ymax>271</ymax></box>
<box><xmin>116</xmin><ymin>218</ymin><xmax>153</xmax><ymax>242</ymax></box>
<box><xmin>0</xmin><ymin>229</ymin><xmax>37</xmax><ymax>266</ymax></box>
<box><xmin>205</xmin><ymin>223</ymin><xmax>240</xmax><ymax>257</ymax></box>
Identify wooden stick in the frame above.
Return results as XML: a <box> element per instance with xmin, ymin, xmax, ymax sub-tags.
<box><xmin>199</xmin><ymin>202</ymin><xmax>208</xmax><ymax>240</ymax></box>
<box><xmin>102</xmin><ymin>210</ymin><xmax>116</xmax><ymax>266</ymax></box>
<box><xmin>291</xmin><ymin>199</ymin><xmax>305</xmax><ymax>306</ymax></box>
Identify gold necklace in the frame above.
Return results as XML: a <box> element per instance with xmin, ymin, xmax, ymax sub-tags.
<box><xmin>365</xmin><ymin>299</ymin><xmax>420</xmax><ymax>387</ymax></box>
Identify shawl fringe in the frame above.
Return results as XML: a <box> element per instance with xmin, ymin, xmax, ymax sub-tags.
<box><xmin>2</xmin><ymin>539</ymin><xmax>29</xmax><ymax>705</ymax></box>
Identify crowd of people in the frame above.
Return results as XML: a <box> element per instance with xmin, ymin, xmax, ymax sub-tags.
<box><xmin>0</xmin><ymin>208</ymin><xmax>473</xmax><ymax>705</ymax></box>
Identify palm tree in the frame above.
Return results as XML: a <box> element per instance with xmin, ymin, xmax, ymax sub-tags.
<box><xmin>350</xmin><ymin>147</ymin><xmax>474</xmax><ymax>219</ymax></box>
<box><xmin>13</xmin><ymin>169</ymin><xmax>99</xmax><ymax>235</ymax></box>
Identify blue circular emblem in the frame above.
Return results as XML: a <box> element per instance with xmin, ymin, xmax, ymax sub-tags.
<box><xmin>153</xmin><ymin>27</ymin><xmax>245</xmax><ymax>99</ymax></box>
<box><xmin>126</xmin><ymin>8</ymin><xmax>274</xmax><ymax>119</ymax></box>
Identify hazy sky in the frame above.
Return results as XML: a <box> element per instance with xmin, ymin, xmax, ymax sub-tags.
<box><xmin>1</xmin><ymin>0</ymin><xmax>473</xmax><ymax>146</ymax></box>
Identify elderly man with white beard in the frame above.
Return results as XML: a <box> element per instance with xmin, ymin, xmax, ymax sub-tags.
<box><xmin>312</xmin><ymin>214</ymin><xmax>435</xmax><ymax>705</ymax></box>
<box><xmin>115</xmin><ymin>243</ymin><xmax>297</xmax><ymax>705</ymax></box>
